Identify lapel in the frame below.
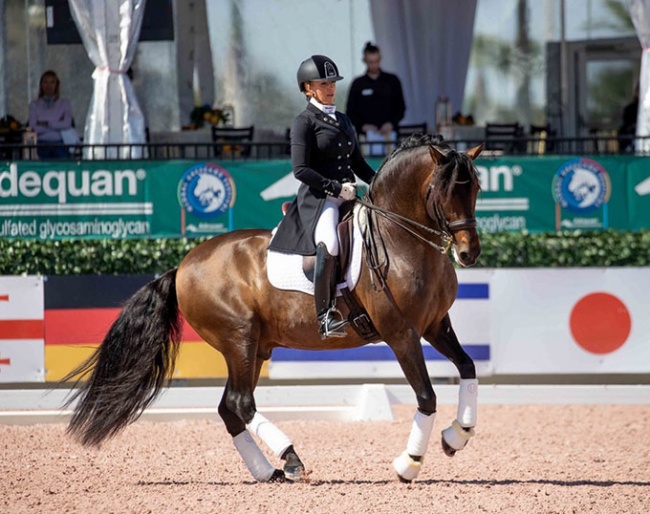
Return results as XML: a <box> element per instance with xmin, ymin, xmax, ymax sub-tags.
<box><xmin>306</xmin><ymin>103</ymin><xmax>352</xmax><ymax>139</ymax></box>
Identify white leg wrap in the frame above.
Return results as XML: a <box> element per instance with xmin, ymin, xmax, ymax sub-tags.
<box><xmin>392</xmin><ymin>451</ymin><xmax>422</xmax><ymax>481</ymax></box>
<box><xmin>232</xmin><ymin>431</ymin><xmax>276</xmax><ymax>482</ymax></box>
<box><xmin>406</xmin><ymin>410</ymin><xmax>436</xmax><ymax>457</ymax></box>
<box><xmin>392</xmin><ymin>410</ymin><xmax>435</xmax><ymax>481</ymax></box>
<box><xmin>247</xmin><ymin>412</ymin><xmax>293</xmax><ymax>458</ymax></box>
<box><xmin>441</xmin><ymin>419</ymin><xmax>475</xmax><ymax>451</ymax></box>
<box><xmin>457</xmin><ymin>378</ymin><xmax>478</xmax><ymax>427</ymax></box>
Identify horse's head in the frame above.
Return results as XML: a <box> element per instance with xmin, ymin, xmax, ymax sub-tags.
<box><xmin>427</xmin><ymin>143</ymin><xmax>483</xmax><ymax>267</ymax></box>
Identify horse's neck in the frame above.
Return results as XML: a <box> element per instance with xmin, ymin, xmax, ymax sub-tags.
<box><xmin>372</xmin><ymin>153</ymin><xmax>431</xmax><ymax>227</ymax></box>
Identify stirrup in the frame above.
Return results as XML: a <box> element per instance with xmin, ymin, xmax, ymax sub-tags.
<box><xmin>319</xmin><ymin>307</ymin><xmax>349</xmax><ymax>339</ymax></box>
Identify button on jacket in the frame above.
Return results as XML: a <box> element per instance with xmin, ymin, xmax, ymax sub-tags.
<box><xmin>269</xmin><ymin>103</ymin><xmax>376</xmax><ymax>255</ymax></box>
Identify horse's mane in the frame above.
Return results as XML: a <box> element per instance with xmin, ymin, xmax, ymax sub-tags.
<box><xmin>376</xmin><ymin>133</ymin><xmax>445</xmax><ymax>172</ymax></box>
<box><xmin>371</xmin><ymin>134</ymin><xmax>480</xmax><ymax>205</ymax></box>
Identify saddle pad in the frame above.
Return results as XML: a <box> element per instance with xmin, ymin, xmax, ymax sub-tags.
<box><xmin>267</xmin><ymin>204</ymin><xmax>364</xmax><ymax>296</ymax></box>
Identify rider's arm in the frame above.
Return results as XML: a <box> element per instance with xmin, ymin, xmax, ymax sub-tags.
<box><xmin>291</xmin><ymin>115</ymin><xmax>343</xmax><ymax>197</ymax></box>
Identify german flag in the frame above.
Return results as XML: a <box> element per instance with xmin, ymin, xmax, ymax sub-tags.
<box><xmin>44</xmin><ymin>275</ymin><xmax>244</xmax><ymax>381</ymax></box>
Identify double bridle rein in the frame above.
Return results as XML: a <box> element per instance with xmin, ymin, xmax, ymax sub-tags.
<box><xmin>355</xmin><ymin>167</ymin><xmax>477</xmax><ymax>291</ymax></box>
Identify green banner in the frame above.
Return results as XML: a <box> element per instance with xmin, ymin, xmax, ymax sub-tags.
<box><xmin>473</xmin><ymin>155</ymin><xmax>650</xmax><ymax>232</ymax></box>
<box><xmin>0</xmin><ymin>160</ymin><xmax>294</xmax><ymax>240</ymax></box>
<box><xmin>1</xmin><ymin>155</ymin><xmax>649</xmax><ymax>240</ymax></box>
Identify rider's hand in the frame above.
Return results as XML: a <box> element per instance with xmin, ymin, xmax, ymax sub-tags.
<box><xmin>339</xmin><ymin>183</ymin><xmax>357</xmax><ymax>201</ymax></box>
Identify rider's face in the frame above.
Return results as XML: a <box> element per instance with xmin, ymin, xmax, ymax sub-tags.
<box><xmin>307</xmin><ymin>81</ymin><xmax>336</xmax><ymax>105</ymax></box>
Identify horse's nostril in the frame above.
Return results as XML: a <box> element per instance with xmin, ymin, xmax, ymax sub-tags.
<box><xmin>460</xmin><ymin>251</ymin><xmax>470</xmax><ymax>262</ymax></box>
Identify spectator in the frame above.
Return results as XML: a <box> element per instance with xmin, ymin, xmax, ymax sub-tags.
<box><xmin>345</xmin><ymin>42</ymin><xmax>406</xmax><ymax>147</ymax></box>
<box><xmin>618</xmin><ymin>83</ymin><xmax>639</xmax><ymax>153</ymax></box>
<box><xmin>28</xmin><ymin>70</ymin><xmax>76</xmax><ymax>159</ymax></box>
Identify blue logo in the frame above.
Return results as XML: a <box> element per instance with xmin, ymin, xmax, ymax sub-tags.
<box><xmin>552</xmin><ymin>158</ymin><xmax>610</xmax><ymax>213</ymax></box>
<box><xmin>178</xmin><ymin>163</ymin><xmax>235</xmax><ymax>219</ymax></box>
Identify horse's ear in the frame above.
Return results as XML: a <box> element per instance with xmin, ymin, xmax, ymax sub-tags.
<box><xmin>429</xmin><ymin>145</ymin><xmax>450</xmax><ymax>165</ymax></box>
<box><xmin>465</xmin><ymin>143</ymin><xmax>484</xmax><ymax>160</ymax></box>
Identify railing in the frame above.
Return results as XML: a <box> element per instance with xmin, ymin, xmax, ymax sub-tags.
<box><xmin>1</xmin><ymin>135</ymin><xmax>648</xmax><ymax>161</ymax></box>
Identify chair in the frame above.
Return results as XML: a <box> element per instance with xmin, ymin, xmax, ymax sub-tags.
<box><xmin>397</xmin><ymin>122</ymin><xmax>428</xmax><ymax>142</ymax></box>
<box><xmin>211</xmin><ymin>125</ymin><xmax>254</xmax><ymax>158</ymax></box>
<box><xmin>485</xmin><ymin>122</ymin><xmax>525</xmax><ymax>154</ymax></box>
<box><xmin>0</xmin><ymin>131</ymin><xmax>22</xmax><ymax>160</ymax></box>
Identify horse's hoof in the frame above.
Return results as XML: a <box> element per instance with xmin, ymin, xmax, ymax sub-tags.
<box><xmin>441</xmin><ymin>436</ymin><xmax>457</xmax><ymax>457</ymax></box>
<box><xmin>283</xmin><ymin>463</ymin><xmax>307</xmax><ymax>482</ymax></box>
<box><xmin>267</xmin><ymin>469</ymin><xmax>288</xmax><ymax>483</ymax></box>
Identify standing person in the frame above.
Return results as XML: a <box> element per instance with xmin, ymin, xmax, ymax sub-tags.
<box><xmin>618</xmin><ymin>83</ymin><xmax>639</xmax><ymax>153</ymax></box>
<box><xmin>269</xmin><ymin>55</ymin><xmax>376</xmax><ymax>339</ymax></box>
<box><xmin>28</xmin><ymin>70</ymin><xmax>75</xmax><ymax>159</ymax></box>
<box><xmin>345</xmin><ymin>42</ymin><xmax>406</xmax><ymax>145</ymax></box>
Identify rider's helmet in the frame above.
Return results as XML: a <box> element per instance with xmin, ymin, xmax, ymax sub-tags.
<box><xmin>297</xmin><ymin>55</ymin><xmax>343</xmax><ymax>92</ymax></box>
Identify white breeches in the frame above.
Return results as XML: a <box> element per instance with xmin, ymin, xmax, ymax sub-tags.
<box><xmin>314</xmin><ymin>197</ymin><xmax>344</xmax><ymax>255</ymax></box>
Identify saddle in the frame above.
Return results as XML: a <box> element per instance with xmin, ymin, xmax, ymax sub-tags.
<box><xmin>301</xmin><ymin>201</ymin><xmax>380</xmax><ymax>343</ymax></box>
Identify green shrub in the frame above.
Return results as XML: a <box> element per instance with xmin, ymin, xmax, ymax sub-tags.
<box><xmin>1</xmin><ymin>230</ymin><xmax>648</xmax><ymax>275</ymax></box>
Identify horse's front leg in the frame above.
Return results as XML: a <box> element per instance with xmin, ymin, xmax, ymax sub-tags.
<box><xmin>423</xmin><ymin>313</ymin><xmax>477</xmax><ymax>457</ymax></box>
<box><xmin>389</xmin><ymin>329</ymin><xmax>438</xmax><ymax>483</ymax></box>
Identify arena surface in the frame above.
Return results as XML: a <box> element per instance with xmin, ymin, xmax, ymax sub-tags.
<box><xmin>2</xmin><ymin>403</ymin><xmax>649</xmax><ymax>513</ymax></box>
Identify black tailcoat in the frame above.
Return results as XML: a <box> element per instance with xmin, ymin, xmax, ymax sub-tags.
<box><xmin>268</xmin><ymin>103</ymin><xmax>376</xmax><ymax>255</ymax></box>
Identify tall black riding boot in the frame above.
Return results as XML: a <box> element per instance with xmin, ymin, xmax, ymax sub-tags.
<box><xmin>314</xmin><ymin>242</ymin><xmax>349</xmax><ymax>339</ymax></box>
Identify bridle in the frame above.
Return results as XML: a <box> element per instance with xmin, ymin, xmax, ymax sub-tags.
<box><xmin>355</xmin><ymin>159</ymin><xmax>477</xmax><ymax>291</ymax></box>
<box><xmin>425</xmin><ymin>181</ymin><xmax>478</xmax><ymax>235</ymax></box>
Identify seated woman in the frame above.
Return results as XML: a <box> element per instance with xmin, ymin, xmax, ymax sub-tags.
<box><xmin>28</xmin><ymin>70</ymin><xmax>75</xmax><ymax>159</ymax></box>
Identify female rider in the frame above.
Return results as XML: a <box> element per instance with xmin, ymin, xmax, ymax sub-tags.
<box><xmin>268</xmin><ymin>55</ymin><xmax>376</xmax><ymax>339</ymax></box>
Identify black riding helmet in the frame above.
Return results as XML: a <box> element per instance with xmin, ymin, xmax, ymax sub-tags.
<box><xmin>297</xmin><ymin>55</ymin><xmax>344</xmax><ymax>92</ymax></box>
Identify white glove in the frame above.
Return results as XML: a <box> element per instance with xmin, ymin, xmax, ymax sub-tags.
<box><xmin>339</xmin><ymin>182</ymin><xmax>357</xmax><ymax>201</ymax></box>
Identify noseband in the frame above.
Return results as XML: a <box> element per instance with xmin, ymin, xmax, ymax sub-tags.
<box><xmin>426</xmin><ymin>184</ymin><xmax>477</xmax><ymax>235</ymax></box>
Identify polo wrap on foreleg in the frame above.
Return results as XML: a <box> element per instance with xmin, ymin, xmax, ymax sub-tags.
<box><xmin>406</xmin><ymin>410</ymin><xmax>436</xmax><ymax>456</ymax></box>
<box><xmin>392</xmin><ymin>410</ymin><xmax>436</xmax><ymax>481</ymax></box>
<box><xmin>232</xmin><ymin>430</ymin><xmax>276</xmax><ymax>482</ymax></box>
<box><xmin>457</xmin><ymin>378</ymin><xmax>478</xmax><ymax>427</ymax></box>
<box><xmin>247</xmin><ymin>412</ymin><xmax>293</xmax><ymax>458</ymax></box>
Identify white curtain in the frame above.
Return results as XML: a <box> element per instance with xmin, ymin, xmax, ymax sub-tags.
<box><xmin>68</xmin><ymin>0</ymin><xmax>147</xmax><ymax>159</ymax></box>
<box><xmin>628</xmin><ymin>0</ymin><xmax>650</xmax><ymax>152</ymax></box>
<box><xmin>370</xmin><ymin>0</ymin><xmax>477</xmax><ymax>130</ymax></box>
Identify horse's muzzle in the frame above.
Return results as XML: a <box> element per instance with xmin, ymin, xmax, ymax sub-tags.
<box><xmin>453</xmin><ymin>234</ymin><xmax>481</xmax><ymax>267</ymax></box>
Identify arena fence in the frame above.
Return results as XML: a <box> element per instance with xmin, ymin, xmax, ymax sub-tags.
<box><xmin>1</xmin><ymin>134</ymin><xmax>650</xmax><ymax>161</ymax></box>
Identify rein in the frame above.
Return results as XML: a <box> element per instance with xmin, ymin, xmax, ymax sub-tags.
<box><xmin>355</xmin><ymin>160</ymin><xmax>477</xmax><ymax>291</ymax></box>
<box><xmin>356</xmin><ymin>193</ymin><xmax>454</xmax><ymax>292</ymax></box>
<box><xmin>357</xmin><ymin>196</ymin><xmax>452</xmax><ymax>254</ymax></box>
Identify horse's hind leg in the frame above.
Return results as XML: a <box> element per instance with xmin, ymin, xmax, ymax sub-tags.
<box><xmin>220</xmin><ymin>352</ymin><xmax>305</xmax><ymax>482</ymax></box>
<box><xmin>248</xmin><ymin>355</ymin><xmax>306</xmax><ymax>482</ymax></box>
<box><xmin>423</xmin><ymin>313</ymin><xmax>478</xmax><ymax>457</ymax></box>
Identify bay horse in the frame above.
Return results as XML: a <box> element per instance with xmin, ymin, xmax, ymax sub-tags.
<box><xmin>64</xmin><ymin>135</ymin><xmax>484</xmax><ymax>483</ymax></box>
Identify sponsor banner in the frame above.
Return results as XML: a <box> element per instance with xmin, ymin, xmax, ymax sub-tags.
<box><xmin>491</xmin><ymin>268</ymin><xmax>650</xmax><ymax>374</ymax></box>
<box><xmin>268</xmin><ymin>269</ymin><xmax>493</xmax><ymax>379</ymax></box>
<box><xmin>0</xmin><ymin>276</ymin><xmax>45</xmax><ymax>382</ymax></box>
<box><xmin>2</xmin><ymin>156</ymin><xmax>649</xmax><ymax>240</ymax></box>
<box><xmin>475</xmin><ymin>155</ymin><xmax>638</xmax><ymax>232</ymax></box>
<box><xmin>0</xmin><ymin>160</ymin><xmax>292</xmax><ymax>240</ymax></box>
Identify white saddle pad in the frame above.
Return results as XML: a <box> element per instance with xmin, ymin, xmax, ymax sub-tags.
<box><xmin>267</xmin><ymin>204</ymin><xmax>364</xmax><ymax>296</ymax></box>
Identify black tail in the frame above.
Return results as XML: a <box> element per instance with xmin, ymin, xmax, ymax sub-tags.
<box><xmin>63</xmin><ymin>269</ymin><xmax>181</xmax><ymax>447</ymax></box>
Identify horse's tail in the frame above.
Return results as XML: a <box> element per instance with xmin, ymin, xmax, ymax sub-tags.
<box><xmin>63</xmin><ymin>269</ymin><xmax>182</xmax><ymax>447</ymax></box>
